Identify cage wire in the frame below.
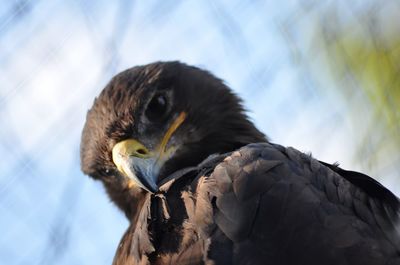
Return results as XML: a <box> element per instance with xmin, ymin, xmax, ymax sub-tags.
<box><xmin>0</xmin><ymin>0</ymin><xmax>399</xmax><ymax>264</ymax></box>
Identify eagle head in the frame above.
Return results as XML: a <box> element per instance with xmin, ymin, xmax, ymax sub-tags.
<box><xmin>80</xmin><ymin>61</ymin><xmax>265</xmax><ymax>215</ymax></box>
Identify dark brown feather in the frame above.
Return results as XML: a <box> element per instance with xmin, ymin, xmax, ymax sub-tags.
<box><xmin>112</xmin><ymin>143</ymin><xmax>400</xmax><ymax>265</ymax></box>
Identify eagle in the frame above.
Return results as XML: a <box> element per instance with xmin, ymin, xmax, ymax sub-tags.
<box><xmin>80</xmin><ymin>61</ymin><xmax>400</xmax><ymax>265</ymax></box>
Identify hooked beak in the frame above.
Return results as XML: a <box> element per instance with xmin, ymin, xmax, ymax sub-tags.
<box><xmin>112</xmin><ymin>112</ymin><xmax>186</xmax><ymax>193</ymax></box>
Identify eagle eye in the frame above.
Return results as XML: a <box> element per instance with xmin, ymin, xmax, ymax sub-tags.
<box><xmin>145</xmin><ymin>93</ymin><xmax>168</xmax><ymax>121</ymax></box>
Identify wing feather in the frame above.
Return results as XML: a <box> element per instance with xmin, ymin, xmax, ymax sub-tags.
<box><xmin>203</xmin><ymin>143</ymin><xmax>400</xmax><ymax>265</ymax></box>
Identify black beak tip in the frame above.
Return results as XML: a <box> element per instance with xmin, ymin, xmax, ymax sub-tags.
<box><xmin>146</xmin><ymin>184</ymin><xmax>158</xmax><ymax>193</ymax></box>
<box><xmin>135</xmin><ymin>170</ymin><xmax>158</xmax><ymax>193</ymax></box>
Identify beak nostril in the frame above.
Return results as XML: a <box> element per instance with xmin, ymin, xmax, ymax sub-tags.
<box><xmin>136</xmin><ymin>148</ymin><xmax>148</xmax><ymax>155</ymax></box>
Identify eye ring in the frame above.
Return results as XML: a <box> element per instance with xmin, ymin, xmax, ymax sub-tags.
<box><xmin>145</xmin><ymin>93</ymin><xmax>169</xmax><ymax>122</ymax></box>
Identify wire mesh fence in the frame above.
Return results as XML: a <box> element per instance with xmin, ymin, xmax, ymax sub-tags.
<box><xmin>1</xmin><ymin>1</ymin><xmax>399</xmax><ymax>264</ymax></box>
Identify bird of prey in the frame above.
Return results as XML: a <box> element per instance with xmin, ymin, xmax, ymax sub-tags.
<box><xmin>80</xmin><ymin>61</ymin><xmax>400</xmax><ymax>265</ymax></box>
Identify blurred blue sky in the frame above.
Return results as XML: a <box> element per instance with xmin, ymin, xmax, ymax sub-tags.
<box><xmin>1</xmin><ymin>1</ymin><xmax>399</xmax><ymax>264</ymax></box>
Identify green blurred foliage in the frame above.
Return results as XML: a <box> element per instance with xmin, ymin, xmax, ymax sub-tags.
<box><xmin>323</xmin><ymin>26</ymin><xmax>400</xmax><ymax>170</ymax></box>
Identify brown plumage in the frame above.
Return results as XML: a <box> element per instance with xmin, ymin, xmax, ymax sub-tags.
<box><xmin>80</xmin><ymin>61</ymin><xmax>400</xmax><ymax>265</ymax></box>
